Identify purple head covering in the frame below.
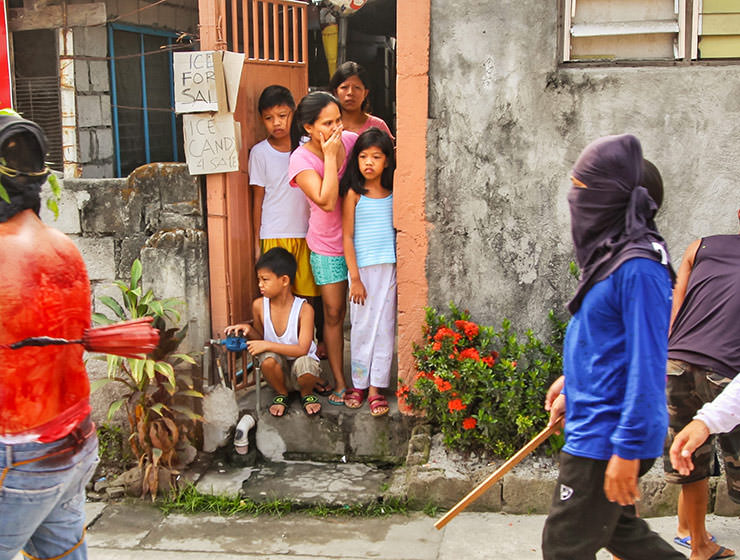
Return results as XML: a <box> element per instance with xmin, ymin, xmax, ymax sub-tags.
<box><xmin>567</xmin><ymin>134</ymin><xmax>675</xmax><ymax>314</ymax></box>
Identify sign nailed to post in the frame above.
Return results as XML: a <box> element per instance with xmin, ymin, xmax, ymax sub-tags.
<box><xmin>173</xmin><ymin>51</ymin><xmax>244</xmax><ymax>114</ymax></box>
<box><xmin>183</xmin><ymin>113</ymin><xmax>241</xmax><ymax>175</ymax></box>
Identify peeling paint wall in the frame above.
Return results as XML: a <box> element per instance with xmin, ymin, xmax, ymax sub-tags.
<box><xmin>426</xmin><ymin>0</ymin><xmax>740</xmax><ymax>333</ymax></box>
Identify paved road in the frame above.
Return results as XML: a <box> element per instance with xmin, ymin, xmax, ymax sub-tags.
<box><xmin>18</xmin><ymin>501</ymin><xmax>738</xmax><ymax>559</ymax></box>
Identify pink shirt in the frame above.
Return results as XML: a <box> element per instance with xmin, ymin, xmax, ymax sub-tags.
<box><xmin>288</xmin><ymin>131</ymin><xmax>358</xmax><ymax>256</ymax></box>
<box><xmin>358</xmin><ymin>115</ymin><xmax>394</xmax><ymax>140</ymax></box>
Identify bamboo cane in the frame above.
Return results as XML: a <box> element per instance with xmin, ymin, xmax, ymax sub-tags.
<box><xmin>434</xmin><ymin>417</ymin><xmax>563</xmax><ymax>530</ymax></box>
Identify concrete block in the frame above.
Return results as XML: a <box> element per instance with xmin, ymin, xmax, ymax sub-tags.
<box><xmin>74</xmin><ymin>178</ymin><xmax>143</xmax><ymax>235</ymax></box>
<box><xmin>96</xmin><ymin>127</ymin><xmax>114</xmax><ymax>160</ymax></box>
<box><xmin>347</xmin><ymin>406</ymin><xmax>409</xmax><ymax>461</ymax></box>
<box><xmin>501</xmin><ymin>471</ymin><xmax>557</xmax><ymax>514</ymax></box>
<box><xmin>92</xmin><ymin>280</ymin><xmax>124</xmax><ymax>317</ymax></box>
<box><xmin>78</xmin><ymin>129</ymin><xmax>94</xmax><ymax>163</ymax></box>
<box><xmin>255</xmin><ymin>409</ymin><xmax>345</xmax><ymax>462</ymax></box>
<box><xmin>72</xmin><ymin>235</ymin><xmax>115</xmax><ymax>280</ymax></box>
<box><xmin>73</xmin><ymin>25</ymin><xmax>107</xmax><ymax>56</ymax></box>
<box><xmin>406</xmin><ymin>466</ymin><xmax>497</xmax><ymax>510</ymax></box>
<box><xmin>40</xmin><ymin>181</ymin><xmax>82</xmax><ymax>234</ymax></box>
<box><xmin>119</xmin><ymin>234</ymin><xmax>148</xmax><ymax>278</ymax></box>
<box><xmin>100</xmin><ymin>94</ymin><xmax>111</xmax><ymax>125</ymax></box>
<box><xmin>715</xmin><ymin>475</ymin><xmax>740</xmax><ymax>516</ymax></box>
<box><xmin>129</xmin><ymin>163</ymin><xmax>201</xmax><ymax>209</ymax></box>
<box><xmin>81</xmin><ymin>163</ymin><xmax>114</xmax><ymax>178</ymax></box>
<box><xmin>89</xmin><ymin>60</ymin><xmax>109</xmax><ymax>91</ymax></box>
<box><xmin>75</xmin><ymin>59</ymin><xmax>91</xmax><ymax>92</ymax></box>
<box><xmin>77</xmin><ymin>95</ymin><xmax>103</xmax><ymax>128</ymax></box>
<box><xmin>637</xmin><ymin>464</ymin><xmax>681</xmax><ymax>518</ymax></box>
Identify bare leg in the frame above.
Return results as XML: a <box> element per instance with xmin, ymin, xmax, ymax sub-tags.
<box><xmin>682</xmin><ymin>479</ymin><xmax>734</xmax><ymax>560</ymax></box>
<box><xmin>319</xmin><ymin>281</ymin><xmax>347</xmax><ymax>403</ymax></box>
<box><xmin>260</xmin><ymin>357</ymin><xmax>289</xmax><ymax>417</ymax></box>
<box><xmin>298</xmin><ymin>373</ymin><xmax>321</xmax><ymax>415</ymax></box>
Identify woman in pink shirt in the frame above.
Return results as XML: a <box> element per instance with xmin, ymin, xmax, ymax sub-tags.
<box><xmin>329</xmin><ymin>61</ymin><xmax>394</xmax><ymax>140</ymax></box>
<box><xmin>289</xmin><ymin>91</ymin><xmax>358</xmax><ymax>406</ymax></box>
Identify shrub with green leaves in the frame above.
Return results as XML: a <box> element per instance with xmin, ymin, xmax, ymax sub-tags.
<box><xmin>401</xmin><ymin>303</ymin><xmax>566</xmax><ymax>457</ymax></box>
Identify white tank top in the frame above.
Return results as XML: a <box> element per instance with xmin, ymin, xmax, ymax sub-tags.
<box><xmin>262</xmin><ymin>296</ymin><xmax>318</xmax><ymax>361</ymax></box>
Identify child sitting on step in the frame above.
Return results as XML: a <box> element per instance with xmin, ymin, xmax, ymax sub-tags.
<box><xmin>226</xmin><ymin>248</ymin><xmax>322</xmax><ymax>417</ymax></box>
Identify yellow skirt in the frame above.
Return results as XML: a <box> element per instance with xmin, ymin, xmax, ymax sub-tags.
<box><xmin>260</xmin><ymin>238</ymin><xmax>320</xmax><ymax>297</ymax></box>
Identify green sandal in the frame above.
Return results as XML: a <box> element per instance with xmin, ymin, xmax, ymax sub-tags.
<box><xmin>269</xmin><ymin>394</ymin><xmax>288</xmax><ymax>417</ymax></box>
<box><xmin>301</xmin><ymin>394</ymin><xmax>321</xmax><ymax>416</ymax></box>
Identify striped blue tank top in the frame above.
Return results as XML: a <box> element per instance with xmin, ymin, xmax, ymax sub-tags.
<box><xmin>354</xmin><ymin>194</ymin><xmax>396</xmax><ymax>268</ymax></box>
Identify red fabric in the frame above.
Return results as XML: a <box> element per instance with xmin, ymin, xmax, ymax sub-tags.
<box><xmin>0</xmin><ymin>210</ymin><xmax>91</xmax><ymax>441</ymax></box>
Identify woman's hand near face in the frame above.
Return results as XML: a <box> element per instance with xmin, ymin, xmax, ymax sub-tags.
<box><xmin>321</xmin><ymin>125</ymin><xmax>343</xmax><ymax>160</ymax></box>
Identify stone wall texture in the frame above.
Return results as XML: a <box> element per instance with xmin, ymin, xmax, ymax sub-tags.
<box><xmin>41</xmin><ymin>163</ymin><xmax>209</xmax><ymax>425</ymax></box>
<box><xmin>426</xmin><ymin>0</ymin><xmax>740</xmax><ymax>333</ymax></box>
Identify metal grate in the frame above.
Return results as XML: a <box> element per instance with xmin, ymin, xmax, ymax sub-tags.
<box><xmin>14</xmin><ymin>76</ymin><xmax>64</xmax><ymax>172</ymax></box>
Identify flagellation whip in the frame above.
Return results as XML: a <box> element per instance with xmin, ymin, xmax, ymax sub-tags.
<box><xmin>0</xmin><ymin>317</ymin><xmax>160</xmax><ymax>358</ymax></box>
<box><xmin>434</xmin><ymin>417</ymin><xmax>563</xmax><ymax>530</ymax></box>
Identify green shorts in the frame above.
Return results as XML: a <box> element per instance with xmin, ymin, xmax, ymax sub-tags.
<box><xmin>309</xmin><ymin>252</ymin><xmax>348</xmax><ymax>286</ymax></box>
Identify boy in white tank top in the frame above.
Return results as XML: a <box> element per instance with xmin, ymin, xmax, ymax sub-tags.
<box><xmin>226</xmin><ymin>248</ymin><xmax>322</xmax><ymax>416</ymax></box>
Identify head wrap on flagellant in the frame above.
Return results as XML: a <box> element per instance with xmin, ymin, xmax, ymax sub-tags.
<box><xmin>567</xmin><ymin>133</ymin><xmax>675</xmax><ymax>314</ymax></box>
<box><xmin>0</xmin><ymin>109</ymin><xmax>50</xmax><ymax>223</ymax></box>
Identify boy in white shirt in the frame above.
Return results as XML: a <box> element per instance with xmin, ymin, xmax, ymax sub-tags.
<box><xmin>226</xmin><ymin>248</ymin><xmax>322</xmax><ymax>417</ymax></box>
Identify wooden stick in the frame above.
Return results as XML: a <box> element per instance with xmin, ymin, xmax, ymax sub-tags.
<box><xmin>434</xmin><ymin>418</ymin><xmax>563</xmax><ymax>530</ymax></box>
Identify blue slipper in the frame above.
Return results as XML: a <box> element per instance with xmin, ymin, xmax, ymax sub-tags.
<box><xmin>674</xmin><ymin>534</ymin><xmax>717</xmax><ymax>549</ymax></box>
<box><xmin>328</xmin><ymin>389</ymin><xmax>346</xmax><ymax>406</ymax></box>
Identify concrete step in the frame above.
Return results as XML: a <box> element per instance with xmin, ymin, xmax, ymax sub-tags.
<box><xmin>235</xmin><ymin>379</ymin><xmax>411</xmax><ymax>464</ymax></box>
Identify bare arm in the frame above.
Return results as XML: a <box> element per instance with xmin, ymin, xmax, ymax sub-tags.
<box><xmin>246</xmin><ymin>301</ymin><xmax>315</xmax><ymax>358</ymax></box>
<box><xmin>342</xmin><ymin>191</ymin><xmax>366</xmax><ymax>305</ymax></box>
<box><xmin>670</xmin><ymin>239</ymin><xmax>701</xmax><ymax>331</ymax></box>
<box><xmin>251</xmin><ymin>185</ymin><xmax>265</xmax><ymax>260</ymax></box>
<box><xmin>224</xmin><ymin>298</ymin><xmax>264</xmax><ymax>339</ymax></box>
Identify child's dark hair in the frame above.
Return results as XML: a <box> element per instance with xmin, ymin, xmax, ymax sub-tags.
<box><xmin>329</xmin><ymin>61</ymin><xmax>371</xmax><ymax>112</ymax></box>
<box><xmin>339</xmin><ymin>127</ymin><xmax>395</xmax><ymax>196</ymax></box>
<box><xmin>290</xmin><ymin>91</ymin><xmax>340</xmax><ymax>152</ymax></box>
<box><xmin>256</xmin><ymin>247</ymin><xmax>297</xmax><ymax>283</ymax></box>
<box><xmin>258</xmin><ymin>85</ymin><xmax>295</xmax><ymax>113</ymax></box>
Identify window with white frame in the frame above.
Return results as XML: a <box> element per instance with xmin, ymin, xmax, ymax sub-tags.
<box><xmin>563</xmin><ymin>0</ymin><xmax>740</xmax><ymax>61</ymax></box>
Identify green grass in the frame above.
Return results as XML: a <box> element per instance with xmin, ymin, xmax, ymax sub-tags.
<box><xmin>161</xmin><ymin>484</ymin><xmax>411</xmax><ymax>518</ymax></box>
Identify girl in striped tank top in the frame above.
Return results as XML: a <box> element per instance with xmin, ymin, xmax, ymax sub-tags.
<box><xmin>340</xmin><ymin>128</ymin><xmax>396</xmax><ymax>416</ymax></box>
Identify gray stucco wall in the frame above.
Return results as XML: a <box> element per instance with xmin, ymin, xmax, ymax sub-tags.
<box><xmin>426</xmin><ymin>0</ymin><xmax>740</xmax><ymax>333</ymax></box>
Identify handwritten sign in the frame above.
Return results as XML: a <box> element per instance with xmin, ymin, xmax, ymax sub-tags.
<box><xmin>173</xmin><ymin>51</ymin><xmax>244</xmax><ymax>114</ymax></box>
<box><xmin>183</xmin><ymin>113</ymin><xmax>239</xmax><ymax>175</ymax></box>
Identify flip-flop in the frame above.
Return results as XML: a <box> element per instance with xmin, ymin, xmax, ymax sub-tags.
<box><xmin>673</xmin><ymin>534</ymin><xmax>717</xmax><ymax>549</ymax></box>
<box><xmin>300</xmin><ymin>394</ymin><xmax>321</xmax><ymax>416</ymax></box>
<box><xmin>328</xmin><ymin>389</ymin><xmax>346</xmax><ymax>406</ymax></box>
<box><xmin>313</xmin><ymin>380</ymin><xmax>333</xmax><ymax>397</ymax></box>
<box><xmin>708</xmin><ymin>546</ymin><xmax>735</xmax><ymax>560</ymax></box>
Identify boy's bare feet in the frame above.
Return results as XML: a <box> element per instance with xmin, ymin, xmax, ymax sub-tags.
<box><xmin>301</xmin><ymin>393</ymin><xmax>321</xmax><ymax>415</ymax></box>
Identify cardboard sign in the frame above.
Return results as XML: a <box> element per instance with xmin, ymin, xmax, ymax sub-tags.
<box><xmin>174</xmin><ymin>51</ymin><xmax>244</xmax><ymax>114</ymax></box>
<box><xmin>183</xmin><ymin>113</ymin><xmax>239</xmax><ymax>175</ymax></box>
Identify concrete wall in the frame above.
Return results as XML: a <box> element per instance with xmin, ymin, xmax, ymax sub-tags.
<box><xmin>40</xmin><ymin>163</ymin><xmax>209</xmax><ymax>425</ymax></box>
<box><xmin>426</xmin><ymin>0</ymin><xmax>740</xmax><ymax>334</ymax></box>
<box><xmin>74</xmin><ymin>25</ymin><xmax>115</xmax><ymax>178</ymax></box>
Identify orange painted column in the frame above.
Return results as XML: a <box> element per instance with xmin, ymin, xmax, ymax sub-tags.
<box><xmin>395</xmin><ymin>0</ymin><xmax>430</xmax><ymax>411</ymax></box>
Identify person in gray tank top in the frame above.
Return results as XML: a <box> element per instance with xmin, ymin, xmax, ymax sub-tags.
<box><xmin>663</xmin><ymin>208</ymin><xmax>740</xmax><ymax>560</ymax></box>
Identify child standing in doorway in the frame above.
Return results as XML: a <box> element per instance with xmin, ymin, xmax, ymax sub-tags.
<box><xmin>288</xmin><ymin>91</ymin><xmax>358</xmax><ymax>406</ymax></box>
<box><xmin>340</xmin><ymin>127</ymin><xmax>396</xmax><ymax>416</ymax></box>
<box><xmin>249</xmin><ymin>86</ymin><xmax>328</xmax><ymax>364</ymax></box>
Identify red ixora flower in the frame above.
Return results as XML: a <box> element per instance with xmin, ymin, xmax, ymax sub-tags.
<box><xmin>448</xmin><ymin>398</ymin><xmax>466</xmax><ymax>412</ymax></box>
<box><xmin>458</xmin><ymin>347</ymin><xmax>480</xmax><ymax>362</ymax></box>
<box><xmin>462</xmin><ymin>417</ymin><xmax>477</xmax><ymax>430</ymax></box>
<box><xmin>454</xmin><ymin>320</ymin><xmax>480</xmax><ymax>340</ymax></box>
<box><xmin>432</xmin><ymin>341</ymin><xmax>442</xmax><ymax>352</ymax></box>
<box><xmin>434</xmin><ymin>327</ymin><xmax>462</xmax><ymax>345</ymax></box>
<box><xmin>433</xmin><ymin>376</ymin><xmax>452</xmax><ymax>392</ymax></box>
<box><xmin>396</xmin><ymin>384</ymin><xmax>409</xmax><ymax>398</ymax></box>
<box><xmin>511</xmin><ymin>360</ymin><xmax>518</xmax><ymax>368</ymax></box>
<box><xmin>481</xmin><ymin>355</ymin><xmax>495</xmax><ymax>368</ymax></box>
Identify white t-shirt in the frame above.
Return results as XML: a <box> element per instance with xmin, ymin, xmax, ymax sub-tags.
<box><xmin>695</xmin><ymin>374</ymin><xmax>740</xmax><ymax>434</ymax></box>
<box><xmin>249</xmin><ymin>139</ymin><xmax>309</xmax><ymax>239</ymax></box>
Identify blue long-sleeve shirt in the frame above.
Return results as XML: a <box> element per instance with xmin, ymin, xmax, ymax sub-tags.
<box><xmin>562</xmin><ymin>258</ymin><xmax>672</xmax><ymax>461</ymax></box>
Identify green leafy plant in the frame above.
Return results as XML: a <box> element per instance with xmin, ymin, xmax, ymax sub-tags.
<box><xmin>92</xmin><ymin>258</ymin><xmax>202</xmax><ymax>499</ymax></box>
<box><xmin>401</xmin><ymin>303</ymin><xmax>566</xmax><ymax>457</ymax></box>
